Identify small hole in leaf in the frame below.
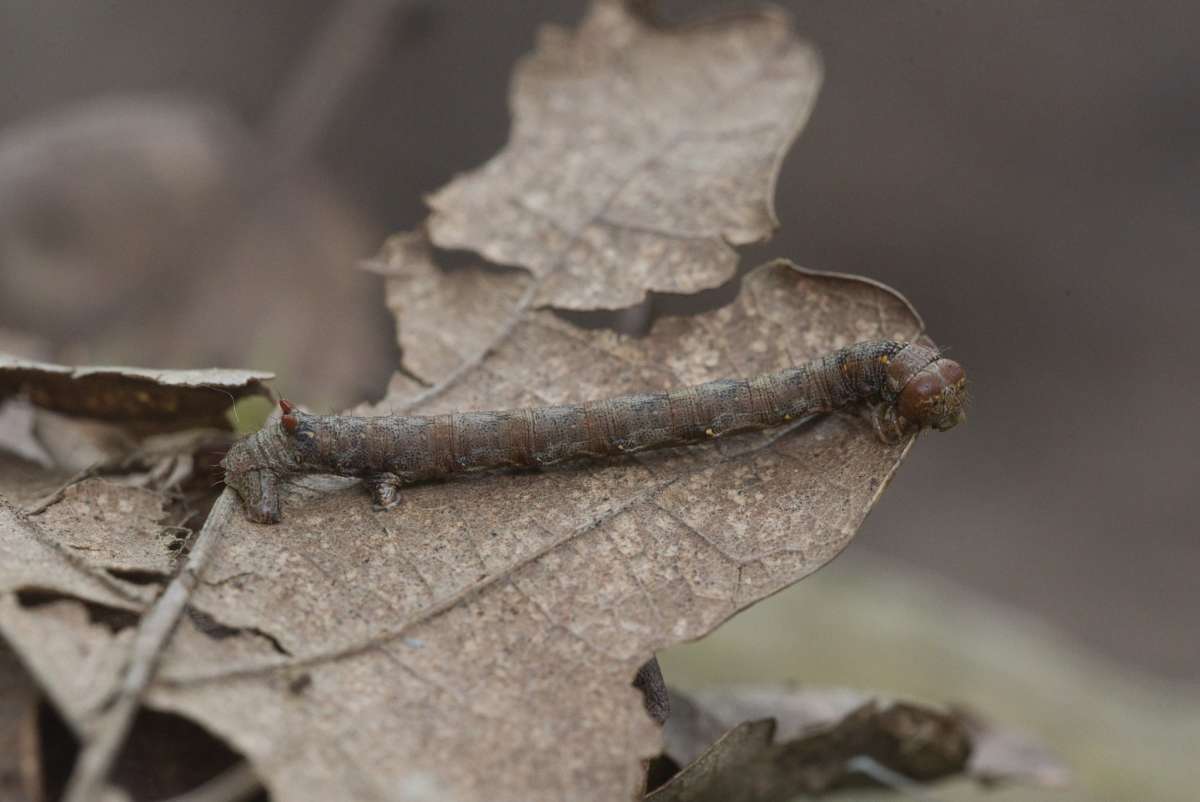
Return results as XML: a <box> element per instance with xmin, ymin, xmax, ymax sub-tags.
<box><xmin>14</xmin><ymin>588</ymin><xmax>139</xmax><ymax>633</ymax></box>
<box><xmin>104</xmin><ymin>567</ymin><xmax>170</xmax><ymax>586</ymax></box>
<box><xmin>188</xmin><ymin>608</ymin><xmax>291</xmax><ymax>656</ymax></box>
<box><xmin>552</xmin><ymin>270</ymin><xmax>744</xmax><ymax>336</ymax></box>
<box><xmin>643</xmin><ymin>754</ymin><xmax>682</xmax><ymax>794</ymax></box>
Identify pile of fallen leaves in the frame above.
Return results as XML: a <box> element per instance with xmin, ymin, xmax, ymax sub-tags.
<box><xmin>0</xmin><ymin>3</ymin><xmax>1064</xmax><ymax>801</ymax></box>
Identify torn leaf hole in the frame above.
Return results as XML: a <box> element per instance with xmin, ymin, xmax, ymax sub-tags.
<box><xmin>552</xmin><ymin>268</ymin><xmax>744</xmax><ymax>336</ymax></box>
<box><xmin>104</xmin><ymin>567</ymin><xmax>170</xmax><ymax>586</ymax></box>
<box><xmin>644</xmin><ymin>753</ymin><xmax>682</xmax><ymax>794</ymax></box>
<box><xmin>164</xmin><ymin>526</ymin><xmax>192</xmax><ymax>540</ymax></box>
<box><xmin>430</xmin><ymin>243</ymin><xmax>527</xmax><ymax>276</ymax></box>
<box><xmin>161</xmin><ymin>525</ymin><xmax>195</xmax><ymax>554</ymax></box>
<box><xmin>188</xmin><ymin>608</ymin><xmax>291</xmax><ymax>656</ymax></box>
<box><xmin>14</xmin><ymin>588</ymin><xmax>139</xmax><ymax>632</ymax></box>
<box><xmin>36</xmin><ymin>700</ymin><xmax>270</xmax><ymax>801</ymax></box>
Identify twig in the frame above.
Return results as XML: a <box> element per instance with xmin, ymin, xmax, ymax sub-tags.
<box><xmin>60</xmin><ymin>490</ymin><xmax>237</xmax><ymax>802</ymax></box>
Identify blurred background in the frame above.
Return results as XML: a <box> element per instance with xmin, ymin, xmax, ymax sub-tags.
<box><xmin>1</xmin><ymin>2</ymin><xmax>1196</xmax><ymax>800</ymax></box>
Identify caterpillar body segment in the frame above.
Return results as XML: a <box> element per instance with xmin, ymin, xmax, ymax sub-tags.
<box><xmin>222</xmin><ymin>341</ymin><xmax>967</xmax><ymax>523</ymax></box>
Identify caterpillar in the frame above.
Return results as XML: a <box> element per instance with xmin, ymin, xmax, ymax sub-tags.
<box><xmin>222</xmin><ymin>341</ymin><xmax>967</xmax><ymax>523</ymax></box>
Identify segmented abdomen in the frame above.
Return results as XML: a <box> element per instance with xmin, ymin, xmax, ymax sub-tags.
<box><xmin>298</xmin><ymin>340</ymin><xmax>907</xmax><ymax>480</ymax></box>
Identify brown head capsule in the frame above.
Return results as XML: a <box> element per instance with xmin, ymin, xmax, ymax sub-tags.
<box><xmin>894</xmin><ymin>355</ymin><xmax>967</xmax><ymax>431</ymax></box>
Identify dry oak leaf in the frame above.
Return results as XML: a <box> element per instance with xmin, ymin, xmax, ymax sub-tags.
<box><xmin>127</xmin><ymin>245</ymin><xmax>927</xmax><ymax>802</ymax></box>
<box><xmin>425</xmin><ymin>0</ymin><xmax>822</xmax><ymax>309</ymax></box>
<box><xmin>0</xmin><ymin>490</ymin><xmax>281</xmax><ymax>802</ymax></box>
<box><xmin>0</xmin><ymin>495</ymin><xmax>159</xmax><ymax>732</ymax></box>
<box><xmin>0</xmin><ymin>363</ymin><xmax>274</xmax><ymax>764</ymax></box>
<box><xmin>0</xmin><ymin>458</ymin><xmax>282</xmax><ymax>801</ymax></box>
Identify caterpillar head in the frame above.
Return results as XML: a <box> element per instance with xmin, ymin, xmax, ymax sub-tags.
<box><xmin>220</xmin><ymin>438</ymin><xmax>280</xmax><ymax>523</ymax></box>
<box><xmin>895</xmin><ymin>356</ymin><xmax>967</xmax><ymax>432</ymax></box>
<box><xmin>218</xmin><ymin>398</ymin><xmax>301</xmax><ymax>523</ymax></box>
<box><xmin>222</xmin><ymin>464</ymin><xmax>281</xmax><ymax>524</ymax></box>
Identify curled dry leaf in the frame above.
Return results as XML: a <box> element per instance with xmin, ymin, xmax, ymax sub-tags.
<box><xmin>651</xmin><ymin>718</ymin><xmax>777</xmax><ymax>802</ymax></box>
<box><xmin>0</xmin><ymin>356</ymin><xmax>271</xmax><ymax>431</ymax></box>
<box><xmin>0</xmin><ymin>358</ymin><xmax>269</xmax><ymax>485</ymax></box>
<box><xmin>0</xmin><ymin>496</ymin><xmax>156</xmax><ymax>730</ymax></box>
<box><xmin>653</xmin><ymin>686</ymin><xmax>1068</xmax><ymax>801</ymax></box>
<box><xmin>426</xmin><ymin>0</ymin><xmax>822</xmax><ymax>309</ymax></box>
<box><xmin>0</xmin><ymin>360</ymin><xmax>279</xmax><ymax>800</ymax></box>
<box><xmin>116</xmin><ymin>236</ymin><xmax>927</xmax><ymax>802</ymax></box>
<box><xmin>0</xmin><ymin>468</ymin><xmax>277</xmax><ymax>801</ymax></box>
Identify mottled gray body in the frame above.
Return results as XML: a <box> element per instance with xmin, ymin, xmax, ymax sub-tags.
<box><xmin>222</xmin><ymin>341</ymin><xmax>967</xmax><ymax>523</ymax></box>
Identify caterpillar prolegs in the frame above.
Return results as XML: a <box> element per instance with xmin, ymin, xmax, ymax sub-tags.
<box><xmin>222</xmin><ymin>341</ymin><xmax>967</xmax><ymax>523</ymax></box>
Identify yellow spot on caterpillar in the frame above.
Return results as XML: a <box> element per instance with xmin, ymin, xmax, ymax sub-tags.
<box><xmin>783</xmin><ymin>414</ymin><xmax>792</xmax><ymax>421</ymax></box>
<box><xmin>705</xmin><ymin>428</ymin><xmax>715</xmax><ymax>437</ymax></box>
<box><xmin>880</xmin><ymin>355</ymin><xmax>890</xmax><ymax>365</ymax></box>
